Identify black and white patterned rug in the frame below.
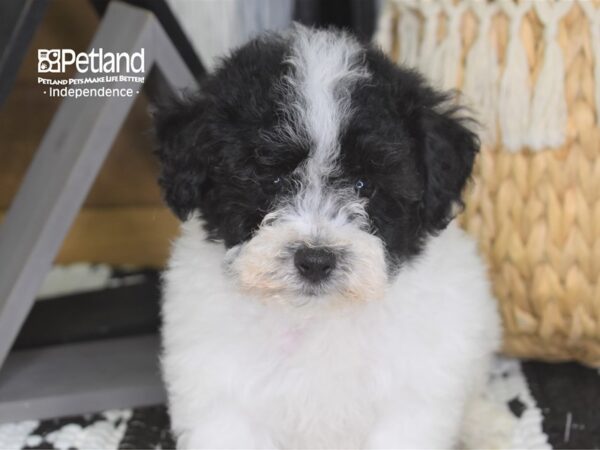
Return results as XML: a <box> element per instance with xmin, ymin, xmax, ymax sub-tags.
<box><xmin>1</xmin><ymin>266</ymin><xmax>598</xmax><ymax>449</ymax></box>
<box><xmin>1</xmin><ymin>358</ymin><xmax>599</xmax><ymax>449</ymax></box>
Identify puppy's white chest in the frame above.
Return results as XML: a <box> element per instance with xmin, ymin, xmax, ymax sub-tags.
<box><xmin>161</xmin><ymin>223</ymin><xmax>501</xmax><ymax>449</ymax></box>
<box><xmin>277</xmin><ymin>326</ymin><xmax>306</xmax><ymax>356</ymax></box>
<box><xmin>246</xmin><ymin>314</ymin><xmax>386</xmax><ymax>447</ymax></box>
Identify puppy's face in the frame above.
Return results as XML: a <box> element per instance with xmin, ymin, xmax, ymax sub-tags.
<box><xmin>155</xmin><ymin>27</ymin><xmax>478</xmax><ymax>305</ymax></box>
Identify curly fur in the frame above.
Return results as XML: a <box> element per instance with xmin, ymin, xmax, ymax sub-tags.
<box><xmin>154</xmin><ymin>25</ymin><xmax>511</xmax><ymax>449</ymax></box>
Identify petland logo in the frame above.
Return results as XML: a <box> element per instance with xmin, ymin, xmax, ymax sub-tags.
<box><xmin>37</xmin><ymin>48</ymin><xmax>145</xmax><ymax>98</ymax></box>
<box><xmin>38</xmin><ymin>48</ymin><xmax>145</xmax><ymax>74</ymax></box>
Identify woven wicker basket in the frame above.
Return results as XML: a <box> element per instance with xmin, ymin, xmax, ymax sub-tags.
<box><xmin>376</xmin><ymin>0</ymin><xmax>600</xmax><ymax>366</ymax></box>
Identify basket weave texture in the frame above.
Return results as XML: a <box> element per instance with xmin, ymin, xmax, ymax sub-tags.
<box><xmin>379</xmin><ymin>1</ymin><xmax>600</xmax><ymax>366</ymax></box>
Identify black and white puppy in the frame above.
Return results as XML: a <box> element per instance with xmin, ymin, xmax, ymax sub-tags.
<box><xmin>155</xmin><ymin>25</ymin><xmax>511</xmax><ymax>449</ymax></box>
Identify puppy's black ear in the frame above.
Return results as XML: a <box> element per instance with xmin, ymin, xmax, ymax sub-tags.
<box><xmin>420</xmin><ymin>103</ymin><xmax>479</xmax><ymax>232</ymax></box>
<box><xmin>153</xmin><ymin>95</ymin><xmax>209</xmax><ymax>221</ymax></box>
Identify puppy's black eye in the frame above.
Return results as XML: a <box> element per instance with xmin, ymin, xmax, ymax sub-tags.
<box><xmin>263</xmin><ymin>175</ymin><xmax>284</xmax><ymax>194</ymax></box>
<box><xmin>354</xmin><ymin>178</ymin><xmax>373</xmax><ymax>197</ymax></box>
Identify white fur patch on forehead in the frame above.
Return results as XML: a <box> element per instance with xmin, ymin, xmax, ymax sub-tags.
<box><xmin>284</xmin><ymin>26</ymin><xmax>370</xmax><ymax>175</ymax></box>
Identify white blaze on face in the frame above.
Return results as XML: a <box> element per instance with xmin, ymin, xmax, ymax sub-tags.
<box><xmin>289</xmin><ymin>27</ymin><xmax>369</xmax><ymax>174</ymax></box>
<box><xmin>228</xmin><ymin>27</ymin><xmax>388</xmax><ymax>304</ymax></box>
<box><xmin>284</xmin><ymin>26</ymin><xmax>371</xmax><ymax>215</ymax></box>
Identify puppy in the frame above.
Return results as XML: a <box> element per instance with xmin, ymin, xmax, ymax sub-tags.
<box><xmin>155</xmin><ymin>25</ymin><xmax>508</xmax><ymax>449</ymax></box>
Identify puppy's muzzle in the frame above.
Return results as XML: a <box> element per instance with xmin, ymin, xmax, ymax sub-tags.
<box><xmin>294</xmin><ymin>246</ymin><xmax>337</xmax><ymax>283</ymax></box>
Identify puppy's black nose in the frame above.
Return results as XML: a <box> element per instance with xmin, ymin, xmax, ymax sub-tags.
<box><xmin>294</xmin><ymin>247</ymin><xmax>336</xmax><ymax>283</ymax></box>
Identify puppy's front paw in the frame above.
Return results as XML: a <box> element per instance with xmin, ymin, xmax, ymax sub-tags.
<box><xmin>176</xmin><ymin>407</ymin><xmax>275</xmax><ymax>449</ymax></box>
<box><xmin>179</xmin><ymin>426</ymin><xmax>275</xmax><ymax>450</ymax></box>
<box><xmin>461</xmin><ymin>396</ymin><xmax>516</xmax><ymax>450</ymax></box>
<box><xmin>365</xmin><ymin>415</ymin><xmax>447</xmax><ymax>449</ymax></box>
